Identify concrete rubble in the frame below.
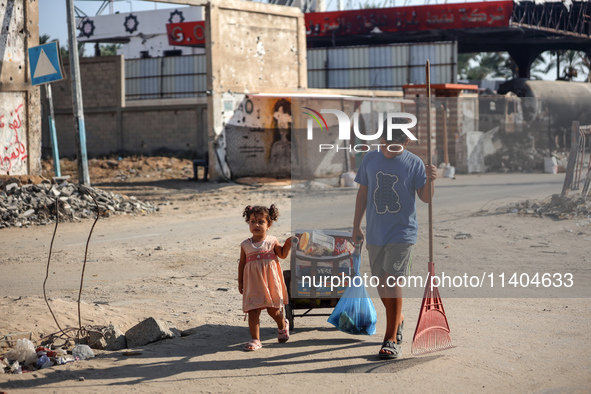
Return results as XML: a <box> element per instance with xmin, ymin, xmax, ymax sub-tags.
<box><xmin>501</xmin><ymin>193</ymin><xmax>591</xmax><ymax>220</ymax></box>
<box><xmin>125</xmin><ymin>317</ymin><xmax>178</xmax><ymax>348</ymax></box>
<box><xmin>483</xmin><ymin>129</ymin><xmax>570</xmax><ymax>173</ymax></box>
<box><xmin>485</xmin><ymin>144</ymin><xmax>546</xmax><ymax>173</ymax></box>
<box><xmin>1</xmin><ymin>317</ymin><xmax>179</xmax><ymax>374</ymax></box>
<box><xmin>0</xmin><ymin>178</ymin><xmax>159</xmax><ymax>229</ymax></box>
<box><xmin>87</xmin><ymin>325</ymin><xmax>127</xmax><ymax>351</ymax></box>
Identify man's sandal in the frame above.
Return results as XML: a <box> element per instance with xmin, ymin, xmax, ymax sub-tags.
<box><xmin>278</xmin><ymin>319</ymin><xmax>290</xmax><ymax>343</ymax></box>
<box><xmin>379</xmin><ymin>340</ymin><xmax>402</xmax><ymax>360</ymax></box>
<box><xmin>244</xmin><ymin>339</ymin><xmax>262</xmax><ymax>351</ymax></box>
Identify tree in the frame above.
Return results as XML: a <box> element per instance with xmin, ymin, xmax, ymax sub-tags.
<box><xmin>458</xmin><ymin>51</ymin><xmax>546</xmax><ymax>81</ymax></box>
<box><xmin>544</xmin><ymin>50</ymin><xmax>587</xmax><ymax>81</ymax></box>
<box><xmin>60</xmin><ymin>41</ymin><xmax>86</xmax><ymax>58</ymax></box>
<box><xmin>583</xmin><ymin>53</ymin><xmax>591</xmax><ymax>83</ymax></box>
<box><xmin>99</xmin><ymin>44</ymin><xmax>122</xmax><ymax>56</ymax></box>
<box><xmin>39</xmin><ymin>34</ymin><xmax>51</xmax><ymax>45</ymax></box>
<box><xmin>457</xmin><ymin>53</ymin><xmax>476</xmax><ymax>80</ymax></box>
<box><xmin>459</xmin><ymin>52</ymin><xmax>512</xmax><ymax>80</ymax></box>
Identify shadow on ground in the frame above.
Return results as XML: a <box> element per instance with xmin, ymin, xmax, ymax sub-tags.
<box><xmin>0</xmin><ymin>323</ymin><xmax>442</xmax><ymax>390</ymax></box>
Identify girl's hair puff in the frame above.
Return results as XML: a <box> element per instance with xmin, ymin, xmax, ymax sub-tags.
<box><xmin>243</xmin><ymin>204</ymin><xmax>279</xmax><ymax>224</ymax></box>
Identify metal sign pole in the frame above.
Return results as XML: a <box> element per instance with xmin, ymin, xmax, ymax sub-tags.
<box><xmin>46</xmin><ymin>84</ymin><xmax>61</xmax><ymax>177</ymax></box>
<box><xmin>65</xmin><ymin>0</ymin><xmax>91</xmax><ymax>186</ymax></box>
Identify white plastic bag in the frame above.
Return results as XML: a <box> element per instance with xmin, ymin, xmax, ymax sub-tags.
<box><xmin>5</xmin><ymin>338</ymin><xmax>36</xmax><ymax>365</ymax></box>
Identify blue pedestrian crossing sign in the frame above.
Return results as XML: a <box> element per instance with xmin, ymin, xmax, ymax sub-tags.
<box><xmin>28</xmin><ymin>42</ymin><xmax>65</xmax><ymax>86</ymax></box>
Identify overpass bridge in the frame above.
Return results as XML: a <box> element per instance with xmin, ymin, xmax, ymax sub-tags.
<box><xmin>305</xmin><ymin>0</ymin><xmax>591</xmax><ymax>78</ymax></box>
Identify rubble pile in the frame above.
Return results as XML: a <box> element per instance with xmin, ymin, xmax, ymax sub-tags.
<box><xmin>485</xmin><ymin>144</ymin><xmax>547</xmax><ymax>173</ymax></box>
<box><xmin>483</xmin><ymin>131</ymin><xmax>570</xmax><ymax>173</ymax></box>
<box><xmin>502</xmin><ymin>194</ymin><xmax>591</xmax><ymax>219</ymax></box>
<box><xmin>0</xmin><ymin>179</ymin><xmax>159</xmax><ymax>229</ymax></box>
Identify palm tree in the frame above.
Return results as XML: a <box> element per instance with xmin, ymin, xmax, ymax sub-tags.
<box><xmin>99</xmin><ymin>44</ymin><xmax>122</xmax><ymax>56</ymax></box>
<box><xmin>584</xmin><ymin>54</ymin><xmax>591</xmax><ymax>83</ymax></box>
<box><xmin>544</xmin><ymin>50</ymin><xmax>587</xmax><ymax>81</ymax></box>
<box><xmin>458</xmin><ymin>53</ymin><xmax>476</xmax><ymax>80</ymax></box>
<box><xmin>459</xmin><ymin>52</ymin><xmax>512</xmax><ymax>80</ymax></box>
<box><xmin>459</xmin><ymin>51</ymin><xmax>547</xmax><ymax>81</ymax></box>
<box><xmin>39</xmin><ymin>34</ymin><xmax>51</xmax><ymax>45</ymax></box>
<box><xmin>60</xmin><ymin>41</ymin><xmax>86</xmax><ymax>58</ymax></box>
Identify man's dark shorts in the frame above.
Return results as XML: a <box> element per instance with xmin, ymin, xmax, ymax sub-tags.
<box><xmin>367</xmin><ymin>243</ymin><xmax>414</xmax><ymax>277</ymax></box>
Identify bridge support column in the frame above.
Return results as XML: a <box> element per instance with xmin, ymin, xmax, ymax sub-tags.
<box><xmin>507</xmin><ymin>47</ymin><xmax>544</xmax><ymax>79</ymax></box>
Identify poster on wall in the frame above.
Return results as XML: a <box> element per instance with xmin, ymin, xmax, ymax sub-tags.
<box><xmin>224</xmin><ymin>96</ymin><xmax>294</xmax><ymax>179</ymax></box>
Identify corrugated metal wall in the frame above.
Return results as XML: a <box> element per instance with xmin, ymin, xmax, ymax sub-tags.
<box><xmin>123</xmin><ymin>42</ymin><xmax>457</xmax><ymax>100</ymax></box>
<box><xmin>125</xmin><ymin>54</ymin><xmax>207</xmax><ymax>100</ymax></box>
<box><xmin>308</xmin><ymin>41</ymin><xmax>457</xmax><ymax>91</ymax></box>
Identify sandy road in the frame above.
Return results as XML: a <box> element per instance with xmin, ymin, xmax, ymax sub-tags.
<box><xmin>1</xmin><ymin>173</ymin><xmax>590</xmax><ymax>392</ymax></box>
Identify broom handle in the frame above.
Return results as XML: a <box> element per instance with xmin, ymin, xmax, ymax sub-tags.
<box><xmin>426</xmin><ymin>61</ymin><xmax>434</xmax><ymax>268</ymax></box>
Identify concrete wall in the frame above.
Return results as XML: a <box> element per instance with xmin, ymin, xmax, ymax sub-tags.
<box><xmin>205</xmin><ymin>0</ymin><xmax>307</xmax><ymax>180</ymax></box>
<box><xmin>223</xmin><ymin>91</ymin><xmax>415</xmax><ymax>180</ymax></box>
<box><xmin>47</xmin><ymin>56</ymin><xmax>208</xmax><ymax>159</ymax></box>
<box><xmin>0</xmin><ymin>0</ymin><xmax>41</xmax><ymax>175</ymax></box>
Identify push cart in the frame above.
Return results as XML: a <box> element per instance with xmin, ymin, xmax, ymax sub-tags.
<box><xmin>283</xmin><ymin>230</ymin><xmax>356</xmax><ymax>329</ymax></box>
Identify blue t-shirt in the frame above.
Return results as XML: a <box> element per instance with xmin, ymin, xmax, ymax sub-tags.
<box><xmin>355</xmin><ymin>149</ymin><xmax>427</xmax><ymax>245</ymax></box>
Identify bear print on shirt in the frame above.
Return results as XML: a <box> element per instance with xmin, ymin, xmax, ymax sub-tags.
<box><xmin>373</xmin><ymin>171</ymin><xmax>401</xmax><ymax>214</ymax></box>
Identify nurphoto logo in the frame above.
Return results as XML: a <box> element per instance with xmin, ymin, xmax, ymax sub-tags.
<box><xmin>303</xmin><ymin>109</ymin><xmax>418</xmax><ymax>152</ymax></box>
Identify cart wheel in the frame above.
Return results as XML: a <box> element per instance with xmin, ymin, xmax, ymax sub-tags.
<box><xmin>285</xmin><ymin>302</ymin><xmax>294</xmax><ymax>330</ymax></box>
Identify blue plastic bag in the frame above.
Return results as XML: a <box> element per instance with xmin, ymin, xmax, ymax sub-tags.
<box><xmin>327</xmin><ymin>246</ymin><xmax>377</xmax><ymax>335</ymax></box>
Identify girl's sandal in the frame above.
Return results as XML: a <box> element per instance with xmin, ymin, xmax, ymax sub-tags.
<box><xmin>278</xmin><ymin>319</ymin><xmax>290</xmax><ymax>343</ymax></box>
<box><xmin>244</xmin><ymin>339</ymin><xmax>262</xmax><ymax>351</ymax></box>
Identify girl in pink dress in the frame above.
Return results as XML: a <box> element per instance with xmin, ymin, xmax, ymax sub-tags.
<box><xmin>238</xmin><ymin>204</ymin><xmax>292</xmax><ymax>351</ymax></box>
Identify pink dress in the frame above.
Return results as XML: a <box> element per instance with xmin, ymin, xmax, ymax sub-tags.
<box><xmin>241</xmin><ymin>235</ymin><xmax>289</xmax><ymax>313</ymax></box>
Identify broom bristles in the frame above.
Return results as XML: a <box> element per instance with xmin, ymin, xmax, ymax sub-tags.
<box><xmin>411</xmin><ymin>284</ymin><xmax>454</xmax><ymax>355</ymax></box>
<box><xmin>411</xmin><ymin>328</ymin><xmax>454</xmax><ymax>355</ymax></box>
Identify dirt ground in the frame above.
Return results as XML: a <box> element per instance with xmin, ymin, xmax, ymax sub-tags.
<box><xmin>1</xmin><ymin>159</ymin><xmax>590</xmax><ymax>392</ymax></box>
<box><xmin>41</xmin><ymin>156</ymin><xmax>198</xmax><ymax>184</ymax></box>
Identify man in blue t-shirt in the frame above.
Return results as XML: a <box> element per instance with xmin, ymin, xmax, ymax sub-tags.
<box><xmin>352</xmin><ymin>126</ymin><xmax>437</xmax><ymax>359</ymax></box>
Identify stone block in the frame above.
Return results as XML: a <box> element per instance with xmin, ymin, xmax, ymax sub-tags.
<box><xmin>88</xmin><ymin>325</ymin><xmax>127</xmax><ymax>351</ymax></box>
<box><xmin>125</xmin><ymin>318</ymin><xmax>174</xmax><ymax>348</ymax></box>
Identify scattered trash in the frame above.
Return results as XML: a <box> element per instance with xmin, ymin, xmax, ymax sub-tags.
<box><xmin>5</xmin><ymin>338</ymin><xmax>36</xmax><ymax>366</ymax></box>
<box><xmin>441</xmin><ymin>163</ymin><xmax>455</xmax><ymax>178</ymax></box>
<box><xmin>502</xmin><ymin>194</ymin><xmax>591</xmax><ymax>220</ymax></box>
<box><xmin>122</xmin><ymin>351</ymin><xmax>142</xmax><ymax>356</ymax></box>
<box><xmin>54</xmin><ymin>355</ymin><xmax>75</xmax><ymax>365</ymax></box>
<box><xmin>454</xmin><ymin>233</ymin><xmax>472</xmax><ymax>240</ymax></box>
<box><xmin>340</xmin><ymin>171</ymin><xmax>357</xmax><ymax>187</ymax></box>
<box><xmin>544</xmin><ymin>157</ymin><xmax>558</xmax><ymax>174</ymax></box>
<box><xmin>0</xmin><ymin>331</ymin><xmax>32</xmax><ymax>352</ymax></box>
<box><xmin>35</xmin><ymin>354</ymin><xmax>52</xmax><ymax>369</ymax></box>
<box><xmin>72</xmin><ymin>345</ymin><xmax>94</xmax><ymax>360</ymax></box>
<box><xmin>0</xmin><ymin>339</ymin><xmax>86</xmax><ymax>374</ymax></box>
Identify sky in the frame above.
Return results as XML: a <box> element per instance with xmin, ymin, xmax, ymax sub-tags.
<box><xmin>38</xmin><ymin>0</ymin><xmax>587</xmax><ymax>82</ymax></box>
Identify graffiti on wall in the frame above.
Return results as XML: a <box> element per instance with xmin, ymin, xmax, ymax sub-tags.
<box><xmin>225</xmin><ymin>96</ymin><xmax>295</xmax><ymax>178</ymax></box>
<box><xmin>0</xmin><ymin>98</ymin><xmax>27</xmax><ymax>175</ymax></box>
